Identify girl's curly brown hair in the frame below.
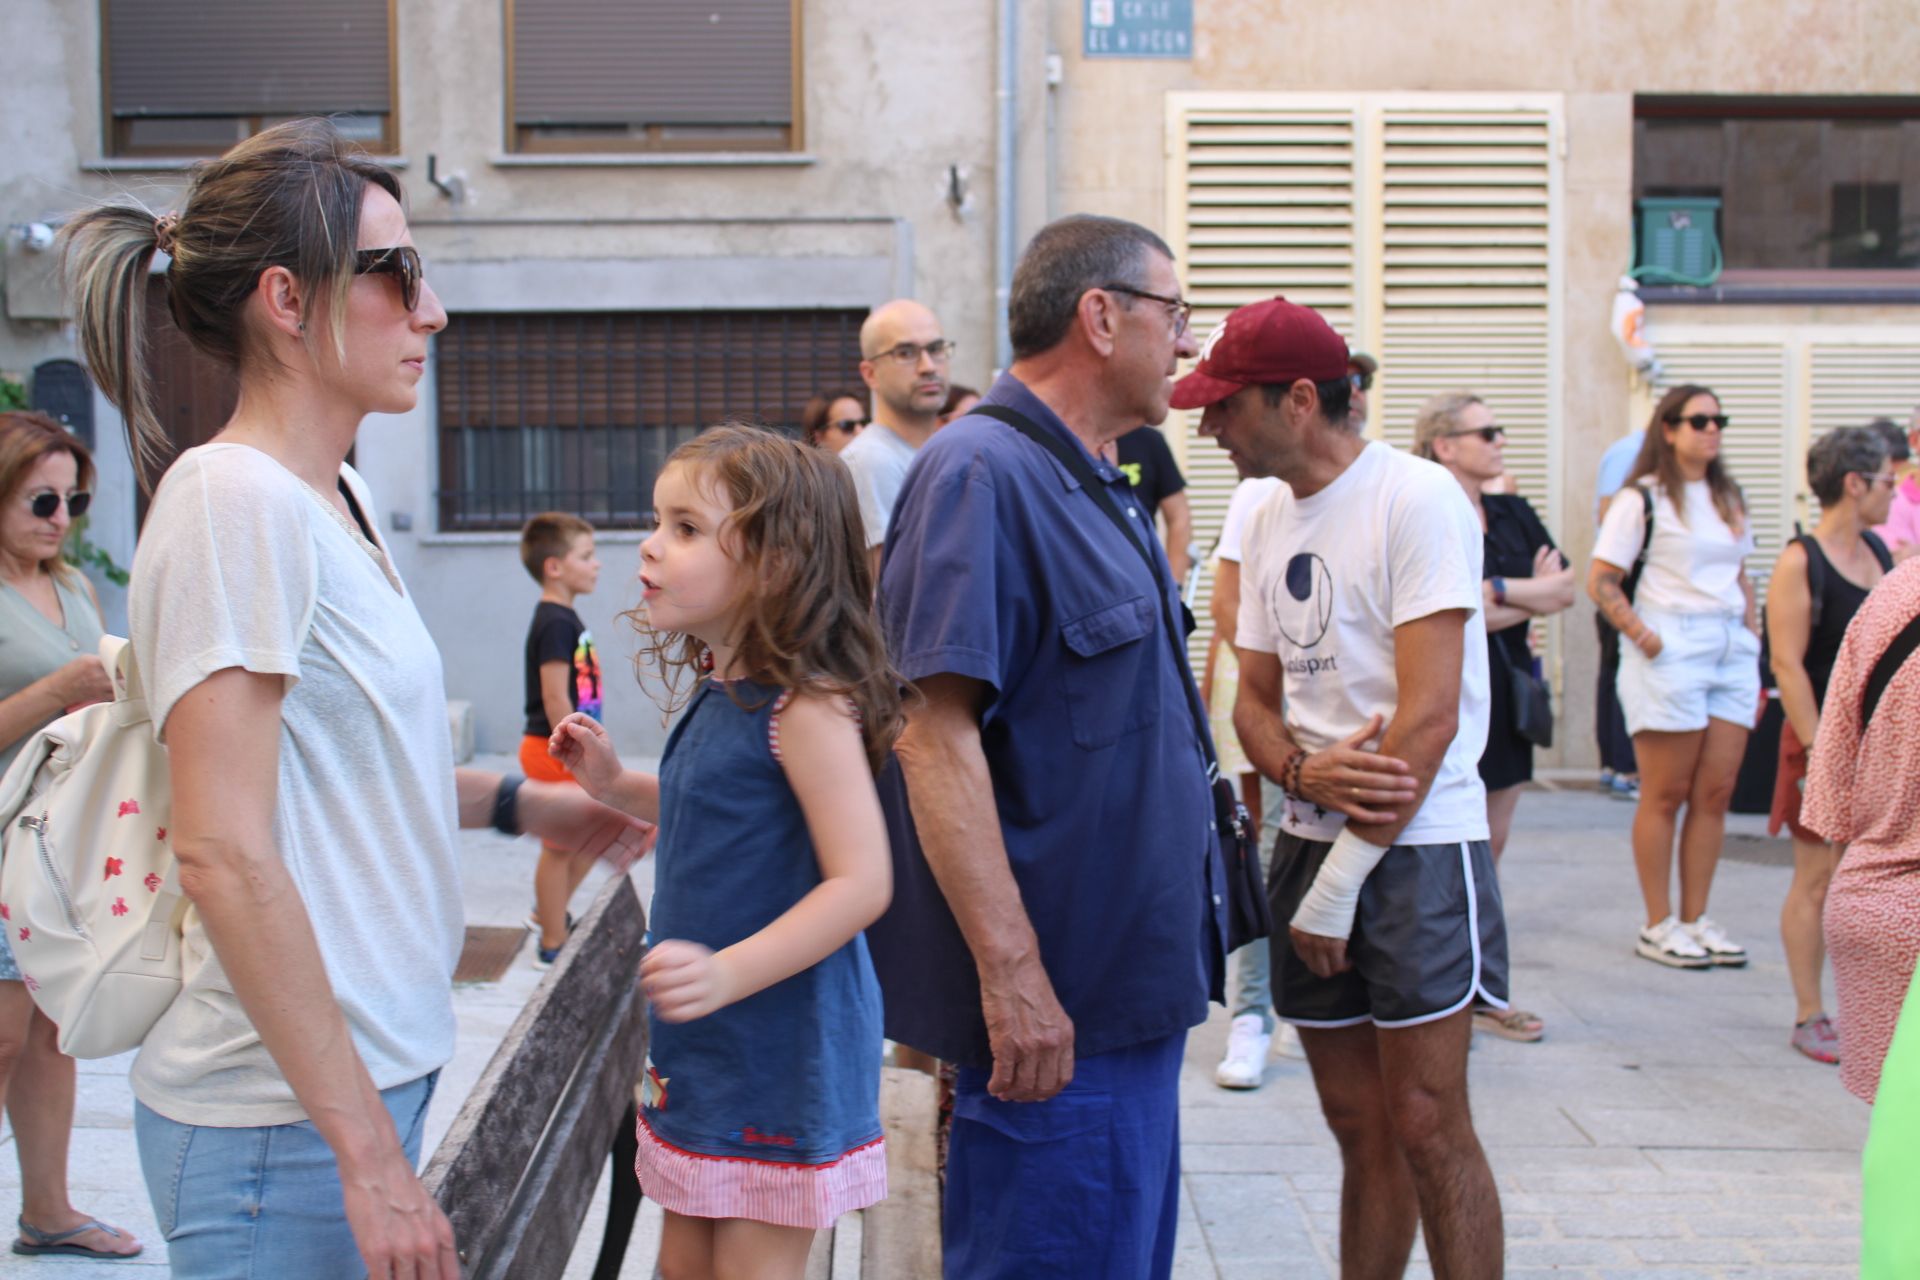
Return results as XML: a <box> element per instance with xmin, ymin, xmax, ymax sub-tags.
<box><xmin>629</xmin><ymin>423</ymin><xmax>903</xmax><ymax>773</ymax></box>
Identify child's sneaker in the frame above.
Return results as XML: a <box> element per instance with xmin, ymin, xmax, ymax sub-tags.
<box><xmin>1636</xmin><ymin>916</ymin><xmax>1711</xmax><ymax>968</ymax></box>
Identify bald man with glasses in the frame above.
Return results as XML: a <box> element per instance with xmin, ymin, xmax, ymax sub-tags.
<box><xmin>844</xmin><ymin>299</ymin><xmax>954</xmax><ymax>578</ymax></box>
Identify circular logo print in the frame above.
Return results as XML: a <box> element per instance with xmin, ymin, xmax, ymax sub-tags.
<box><xmin>1274</xmin><ymin>552</ymin><xmax>1334</xmax><ymax>648</ymax></box>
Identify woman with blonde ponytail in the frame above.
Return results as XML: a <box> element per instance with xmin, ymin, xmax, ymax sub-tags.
<box><xmin>60</xmin><ymin>119</ymin><xmax>650</xmax><ymax>1279</ymax></box>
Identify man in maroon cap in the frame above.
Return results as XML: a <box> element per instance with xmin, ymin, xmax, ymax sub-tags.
<box><xmin>1176</xmin><ymin>297</ymin><xmax>1508</xmax><ymax>1277</ymax></box>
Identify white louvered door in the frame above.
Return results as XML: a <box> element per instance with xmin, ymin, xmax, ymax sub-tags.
<box><xmin>1166</xmin><ymin>102</ymin><xmax>1361</xmax><ymax>667</ymax></box>
<box><xmin>1166</xmin><ymin>92</ymin><xmax>1564</xmax><ymax>674</ymax></box>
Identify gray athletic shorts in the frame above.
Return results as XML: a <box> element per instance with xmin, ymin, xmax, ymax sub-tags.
<box><xmin>1268</xmin><ymin>833</ymin><xmax>1509</xmax><ymax>1028</ymax></box>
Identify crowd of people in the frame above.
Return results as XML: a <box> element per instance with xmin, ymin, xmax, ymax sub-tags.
<box><xmin>0</xmin><ymin>112</ymin><xmax>1910</xmax><ymax>1278</ymax></box>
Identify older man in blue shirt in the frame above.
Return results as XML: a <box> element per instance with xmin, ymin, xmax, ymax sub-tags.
<box><xmin>867</xmin><ymin>215</ymin><xmax>1221</xmax><ymax>1280</ymax></box>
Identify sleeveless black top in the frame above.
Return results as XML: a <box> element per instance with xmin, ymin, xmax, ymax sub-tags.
<box><xmin>1803</xmin><ymin>536</ymin><xmax>1878</xmax><ymax>706</ymax></box>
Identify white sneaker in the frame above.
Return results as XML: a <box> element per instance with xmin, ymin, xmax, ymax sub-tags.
<box><xmin>1684</xmin><ymin>915</ymin><xmax>1749</xmax><ymax>967</ymax></box>
<box><xmin>1274</xmin><ymin>1023</ymin><xmax>1305</xmax><ymax>1059</ymax></box>
<box><xmin>1215</xmin><ymin>1014</ymin><xmax>1273</xmax><ymax>1089</ymax></box>
<box><xmin>1636</xmin><ymin>916</ymin><xmax>1711</xmax><ymax>968</ymax></box>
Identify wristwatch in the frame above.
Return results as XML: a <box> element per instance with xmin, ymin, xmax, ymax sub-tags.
<box><xmin>1490</xmin><ymin>576</ymin><xmax>1508</xmax><ymax>606</ymax></box>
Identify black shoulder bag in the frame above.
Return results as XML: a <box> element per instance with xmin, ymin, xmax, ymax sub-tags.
<box><xmin>974</xmin><ymin>405</ymin><xmax>1271</xmax><ymax>951</ymax></box>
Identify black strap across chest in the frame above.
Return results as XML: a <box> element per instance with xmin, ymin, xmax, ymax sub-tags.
<box><xmin>973</xmin><ymin>403</ymin><xmax>1220</xmax><ymax>781</ymax></box>
<box><xmin>1864</xmin><ymin>609</ymin><xmax>1920</xmax><ymax>725</ymax></box>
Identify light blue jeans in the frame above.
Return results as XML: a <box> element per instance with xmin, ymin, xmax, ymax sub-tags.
<box><xmin>1230</xmin><ymin>779</ymin><xmax>1286</xmax><ymax>1032</ymax></box>
<box><xmin>134</xmin><ymin>1071</ymin><xmax>438</xmax><ymax>1279</ymax></box>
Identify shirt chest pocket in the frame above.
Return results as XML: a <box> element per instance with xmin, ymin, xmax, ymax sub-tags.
<box><xmin>1059</xmin><ymin>596</ymin><xmax>1160</xmax><ymax>751</ymax></box>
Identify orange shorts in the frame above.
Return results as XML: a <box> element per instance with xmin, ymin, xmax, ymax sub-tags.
<box><xmin>520</xmin><ymin>733</ymin><xmax>577</xmax><ymax>786</ymax></box>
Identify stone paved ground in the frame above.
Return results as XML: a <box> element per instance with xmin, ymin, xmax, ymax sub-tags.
<box><xmin>0</xmin><ymin>783</ymin><xmax>1867</xmax><ymax>1277</ymax></box>
<box><xmin>1170</xmin><ymin>786</ymin><xmax>1865</xmax><ymax>1279</ymax></box>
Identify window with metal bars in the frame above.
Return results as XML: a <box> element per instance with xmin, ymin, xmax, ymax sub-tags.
<box><xmin>434</xmin><ymin>310</ymin><xmax>866</xmax><ymax>532</ymax></box>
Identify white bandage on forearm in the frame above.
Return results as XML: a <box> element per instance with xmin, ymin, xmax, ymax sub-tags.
<box><xmin>1290</xmin><ymin>829</ymin><xmax>1392</xmax><ymax>940</ymax></box>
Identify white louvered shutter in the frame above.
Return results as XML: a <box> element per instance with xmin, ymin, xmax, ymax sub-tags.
<box><xmin>1166</xmin><ymin>93</ymin><xmax>1563</xmax><ymax>678</ymax></box>
<box><xmin>1807</xmin><ymin>344</ymin><xmax>1920</xmax><ymax>526</ymax></box>
<box><xmin>1166</xmin><ymin>103</ymin><xmax>1361</xmax><ymax>667</ymax></box>
<box><xmin>1375</xmin><ymin>108</ymin><xmax>1556</xmax><ymax>518</ymax></box>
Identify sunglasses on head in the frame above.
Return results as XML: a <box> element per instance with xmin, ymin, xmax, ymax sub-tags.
<box><xmin>354</xmin><ymin>245</ymin><xmax>424</xmax><ymax>312</ymax></box>
<box><xmin>1667</xmin><ymin>413</ymin><xmax>1729</xmax><ymax>432</ymax></box>
<box><xmin>28</xmin><ymin>490</ymin><xmax>90</xmax><ymax>520</ymax></box>
<box><xmin>830</xmin><ymin>417</ymin><xmax>867</xmax><ymax>434</ymax></box>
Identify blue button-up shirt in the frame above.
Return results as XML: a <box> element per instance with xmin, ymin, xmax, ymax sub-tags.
<box><xmin>867</xmin><ymin>373</ymin><xmax>1225</xmax><ymax>1070</ymax></box>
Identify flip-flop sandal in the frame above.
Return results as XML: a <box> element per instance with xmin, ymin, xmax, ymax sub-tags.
<box><xmin>13</xmin><ymin>1215</ymin><xmax>143</xmax><ymax>1259</ymax></box>
<box><xmin>1472</xmin><ymin>1004</ymin><xmax>1545</xmax><ymax>1043</ymax></box>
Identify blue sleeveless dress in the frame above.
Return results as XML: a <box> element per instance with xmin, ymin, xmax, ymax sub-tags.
<box><xmin>633</xmin><ymin>678</ymin><xmax>887</xmax><ymax>1227</ymax></box>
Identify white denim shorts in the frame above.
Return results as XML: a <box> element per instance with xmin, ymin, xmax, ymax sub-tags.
<box><xmin>1616</xmin><ymin>609</ymin><xmax>1762</xmax><ymax>736</ymax></box>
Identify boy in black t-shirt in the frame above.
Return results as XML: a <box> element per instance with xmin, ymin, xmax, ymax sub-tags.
<box><xmin>518</xmin><ymin>512</ymin><xmax>604</xmax><ymax>966</ymax></box>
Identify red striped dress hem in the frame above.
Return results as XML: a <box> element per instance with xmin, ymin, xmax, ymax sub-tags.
<box><xmin>633</xmin><ymin>1114</ymin><xmax>888</xmax><ymax>1229</ymax></box>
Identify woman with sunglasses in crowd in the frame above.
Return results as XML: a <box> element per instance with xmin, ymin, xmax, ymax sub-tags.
<box><xmin>800</xmin><ymin>387</ymin><xmax>869</xmax><ymax>454</ymax></box>
<box><xmin>0</xmin><ymin>410</ymin><xmax>142</xmax><ymax>1260</ymax></box>
<box><xmin>1767</xmin><ymin>426</ymin><xmax>1896</xmax><ymax>1064</ymax></box>
<box><xmin>1415</xmin><ymin>392</ymin><xmax>1575</xmax><ymax>1042</ymax></box>
<box><xmin>61</xmin><ymin>119</ymin><xmax>647</xmax><ymax>1279</ymax></box>
<box><xmin>1590</xmin><ymin>384</ymin><xmax>1759</xmax><ymax>970</ymax></box>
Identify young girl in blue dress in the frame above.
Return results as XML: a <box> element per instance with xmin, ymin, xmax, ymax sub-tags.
<box><xmin>550</xmin><ymin>423</ymin><xmax>900</xmax><ymax>1279</ymax></box>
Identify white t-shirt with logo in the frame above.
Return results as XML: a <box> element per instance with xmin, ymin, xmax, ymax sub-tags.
<box><xmin>1236</xmin><ymin>442</ymin><xmax>1491</xmax><ymax>843</ymax></box>
<box><xmin>128</xmin><ymin>444</ymin><xmax>465</xmax><ymax>1126</ymax></box>
<box><xmin>841</xmin><ymin>422</ymin><xmax>921</xmax><ymax>549</ymax></box>
<box><xmin>1592</xmin><ymin>479</ymin><xmax>1753</xmax><ymax>615</ymax></box>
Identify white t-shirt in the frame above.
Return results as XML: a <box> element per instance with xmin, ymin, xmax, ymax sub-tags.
<box><xmin>841</xmin><ymin>422</ymin><xmax>921</xmax><ymax>549</ymax></box>
<box><xmin>1236</xmin><ymin>442</ymin><xmax>1491</xmax><ymax>843</ymax></box>
<box><xmin>1592</xmin><ymin>479</ymin><xmax>1754</xmax><ymax>615</ymax></box>
<box><xmin>1216</xmin><ymin>477</ymin><xmax>1283</xmax><ymax>564</ymax></box>
<box><xmin>128</xmin><ymin>445</ymin><xmax>465</xmax><ymax>1127</ymax></box>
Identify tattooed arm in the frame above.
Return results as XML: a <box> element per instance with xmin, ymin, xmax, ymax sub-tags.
<box><xmin>1587</xmin><ymin>559</ymin><xmax>1662</xmax><ymax>658</ymax></box>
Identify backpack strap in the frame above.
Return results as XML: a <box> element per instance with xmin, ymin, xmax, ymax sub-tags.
<box><xmin>1796</xmin><ymin>535</ymin><xmax>1828</xmax><ymax>635</ymax></box>
<box><xmin>1620</xmin><ymin>484</ymin><xmax>1655</xmax><ymax>603</ymax></box>
<box><xmin>1864</xmin><ymin>529</ymin><xmax>1895</xmax><ymax>573</ymax></box>
<box><xmin>1864</xmin><ymin>609</ymin><xmax>1920</xmax><ymax>725</ymax></box>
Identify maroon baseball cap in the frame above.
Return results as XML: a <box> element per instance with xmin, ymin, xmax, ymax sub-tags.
<box><xmin>1169</xmin><ymin>297</ymin><xmax>1351</xmax><ymax>410</ymax></box>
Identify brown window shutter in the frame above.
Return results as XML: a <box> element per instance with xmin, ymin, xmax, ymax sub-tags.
<box><xmin>106</xmin><ymin>0</ymin><xmax>391</xmax><ymax>118</ymax></box>
<box><xmin>435</xmin><ymin>309</ymin><xmax>862</xmax><ymax>532</ymax></box>
<box><xmin>512</xmin><ymin>0</ymin><xmax>792</xmax><ymax>127</ymax></box>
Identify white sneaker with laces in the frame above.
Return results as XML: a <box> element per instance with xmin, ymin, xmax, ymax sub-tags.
<box><xmin>1684</xmin><ymin>915</ymin><xmax>1748</xmax><ymax>967</ymax></box>
<box><xmin>1215</xmin><ymin>1014</ymin><xmax>1273</xmax><ymax>1089</ymax></box>
<box><xmin>1636</xmin><ymin>916</ymin><xmax>1711</xmax><ymax>968</ymax></box>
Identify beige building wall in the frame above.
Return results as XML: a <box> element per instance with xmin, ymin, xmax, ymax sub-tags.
<box><xmin>0</xmin><ymin>0</ymin><xmax>1035</xmax><ymax>756</ymax></box>
<box><xmin>1043</xmin><ymin>0</ymin><xmax>1920</xmax><ymax>770</ymax></box>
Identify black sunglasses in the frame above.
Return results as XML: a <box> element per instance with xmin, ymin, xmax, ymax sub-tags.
<box><xmin>1348</xmin><ymin>371</ymin><xmax>1373</xmax><ymax>392</ymax></box>
<box><xmin>28</xmin><ymin>490</ymin><xmax>90</xmax><ymax>519</ymax></box>
<box><xmin>354</xmin><ymin>246</ymin><xmax>424</xmax><ymax>312</ymax></box>
<box><xmin>830</xmin><ymin>417</ymin><xmax>868</xmax><ymax>434</ymax></box>
<box><xmin>1443</xmin><ymin>426</ymin><xmax>1505</xmax><ymax>445</ymax></box>
<box><xmin>1666</xmin><ymin>413</ymin><xmax>1729</xmax><ymax>432</ymax></box>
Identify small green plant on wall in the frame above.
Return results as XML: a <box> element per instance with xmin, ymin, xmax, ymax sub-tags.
<box><xmin>0</xmin><ymin>376</ymin><xmax>129</xmax><ymax>587</ymax></box>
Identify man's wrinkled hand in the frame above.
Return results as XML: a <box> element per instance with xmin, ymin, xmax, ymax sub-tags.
<box><xmin>980</xmin><ymin>958</ymin><xmax>1075</xmax><ymax>1103</ymax></box>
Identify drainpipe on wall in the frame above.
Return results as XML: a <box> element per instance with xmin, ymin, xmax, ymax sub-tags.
<box><xmin>994</xmin><ymin>0</ymin><xmax>1018</xmax><ymax>374</ymax></box>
